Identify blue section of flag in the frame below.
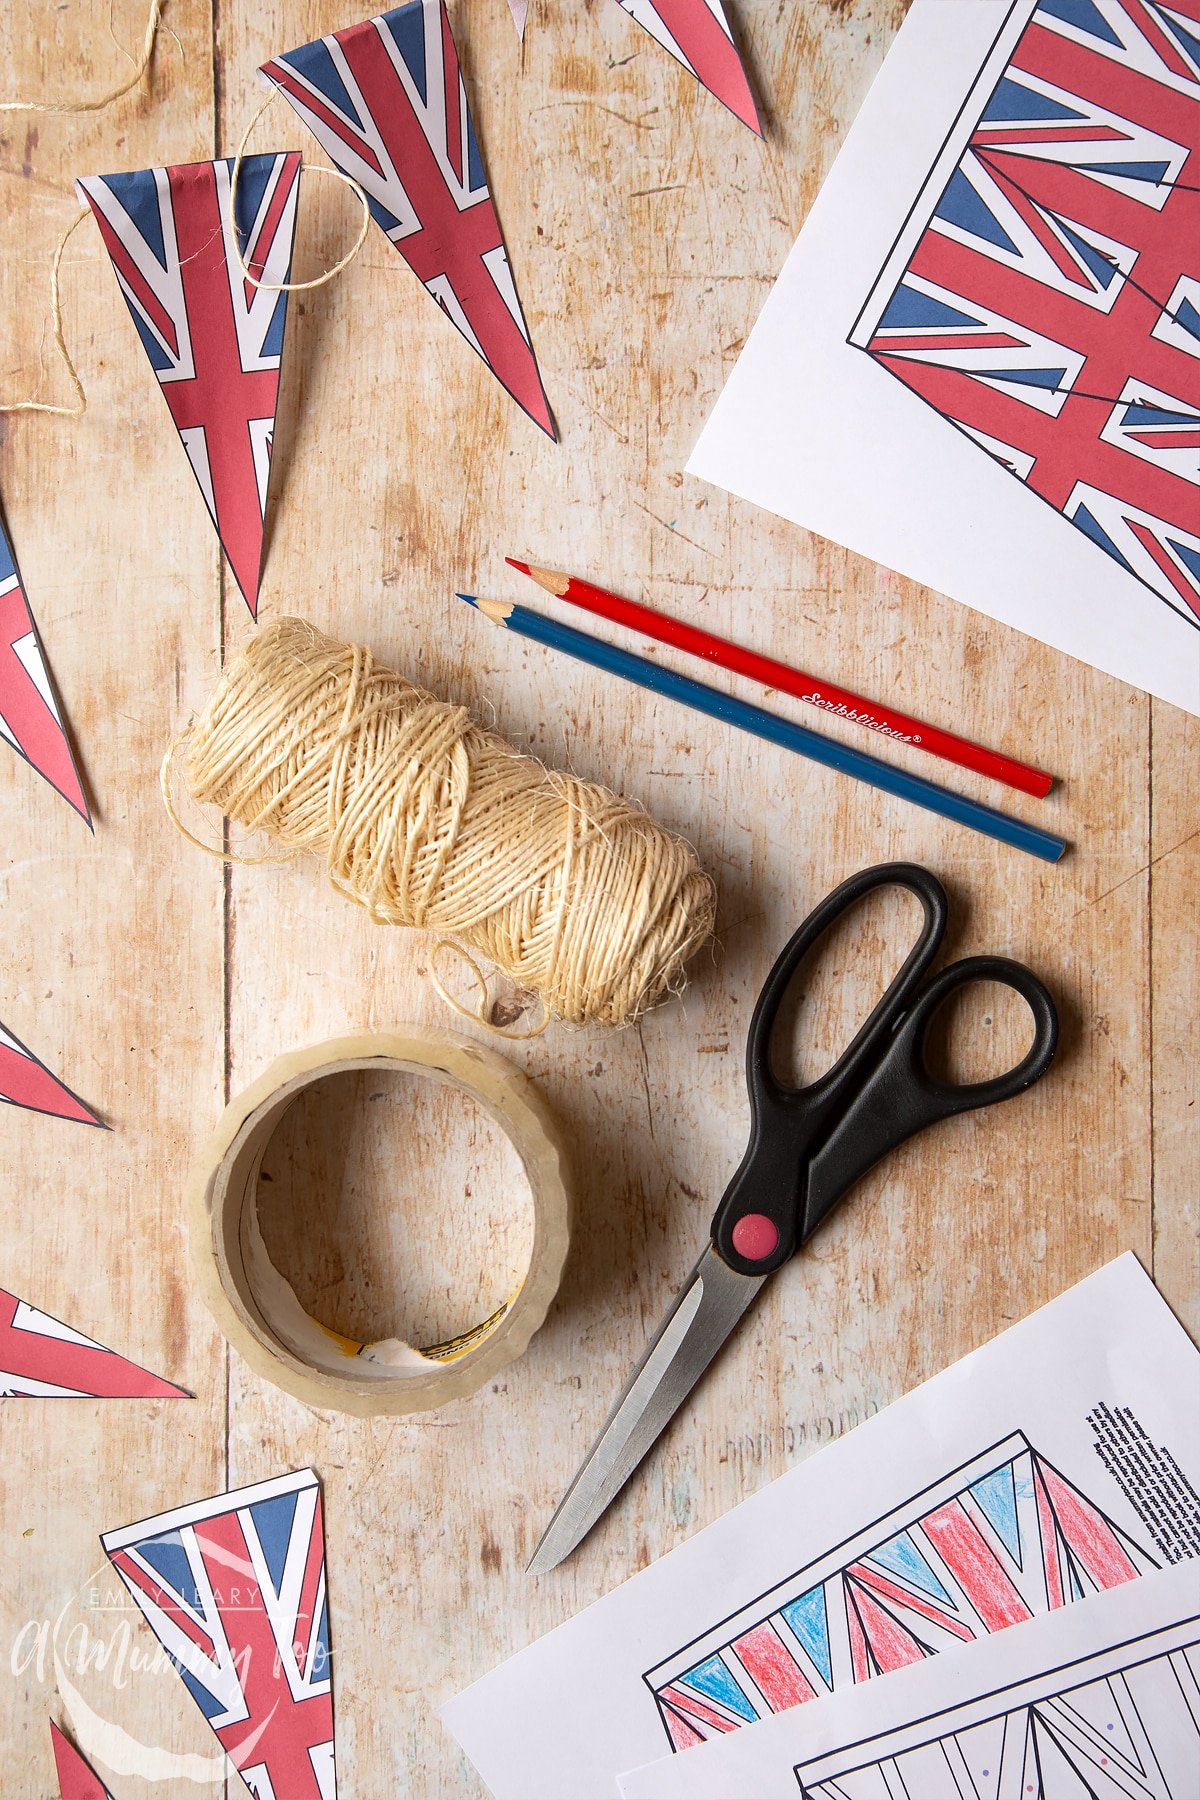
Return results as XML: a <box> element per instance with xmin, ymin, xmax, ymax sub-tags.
<box><xmin>937</xmin><ymin>168</ymin><xmax>1018</xmax><ymax>251</ymax></box>
<box><xmin>1084</xmin><ymin>159</ymin><xmax>1170</xmax><ymax>183</ymax></box>
<box><xmin>1169</xmin><ymin>539</ymin><xmax>1200</xmax><ymax>584</ymax></box>
<box><xmin>1058</xmin><ymin>220</ymin><xmax>1119</xmax><ymax>287</ymax></box>
<box><xmin>970</xmin><ymin>1465</ymin><xmax>1022</xmax><ymax>1564</ymax></box>
<box><xmin>782</xmin><ymin>1586</ymin><xmax>831</xmax><ymax>1687</ymax></box>
<box><xmin>0</xmin><ymin>522</ymin><xmax>15</xmax><ymax>588</ymax></box>
<box><xmin>867</xmin><ymin>1529</ymin><xmax>954</xmax><ymax>1604</ymax></box>
<box><xmin>1174</xmin><ymin>297</ymin><xmax>1200</xmax><ymax>340</ymax></box>
<box><xmin>252</xmin><ymin>1490</ymin><xmax>300</xmax><ymax>1596</ymax></box>
<box><xmin>983</xmin><ymin>76</ymin><xmax>1084</xmax><ymax>122</ymax></box>
<box><xmin>102</xmin><ymin>169</ymin><xmax>166</xmax><ymax>267</ymax></box>
<box><xmin>977</xmin><ymin>365</ymin><xmax>1068</xmax><ymax>389</ymax></box>
<box><xmin>1037</xmin><ymin>0</ymin><xmax>1123</xmax><ymax>47</ymax></box>
<box><xmin>280</xmin><ymin>37</ymin><xmax>356</xmax><ymax>117</ymax></box>
<box><xmin>880</xmin><ymin>284</ymin><xmax>979</xmax><ymax>331</ymax></box>
<box><xmin>681</xmin><ymin>1654</ymin><xmax>756</xmax><ymax>1720</ymax></box>
<box><xmin>1074</xmin><ymin>502</ymin><xmax>1137</xmax><ymax>572</ymax></box>
<box><xmin>383</xmin><ymin>3</ymin><xmax>428</xmax><ymax>104</ymax></box>
<box><xmin>136</xmin><ymin>1531</ymin><xmax>204</xmax><ymax>1612</ymax></box>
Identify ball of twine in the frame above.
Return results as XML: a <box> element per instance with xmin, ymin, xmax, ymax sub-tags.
<box><xmin>177</xmin><ymin>618</ymin><xmax>717</xmax><ymax>1028</ymax></box>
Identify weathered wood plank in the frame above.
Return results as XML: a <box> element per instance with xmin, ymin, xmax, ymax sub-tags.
<box><xmin>0</xmin><ymin>1</ymin><xmax>1191</xmax><ymax>1795</ymax></box>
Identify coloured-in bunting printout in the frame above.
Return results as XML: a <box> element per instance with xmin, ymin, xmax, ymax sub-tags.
<box><xmin>644</xmin><ymin>1431</ymin><xmax>1156</xmax><ymax>1751</ymax></box>
<box><xmin>0</xmin><ymin>513</ymin><xmax>89</xmax><ymax>822</ymax></box>
<box><xmin>613</xmin><ymin>2</ymin><xmax>761</xmax><ymax>134</ymax></box>
<box><xmin>78</xmin><ymin>153</ymin><xmax>302</xmax><ymax>618</ymax></box>
<box><xmin>102</xmin><ymin>1469</ymin><xmax>336</xmax><ymax>1799</ymax></box>
<box><xmin>440</xmin><ymin>1257</ymin><xmax>1200</xmax><ymax>1799</ymax></box>
<box><xmin>0</xmin><ymin>1287</ymin><xmax>186</xmax><ymax>1398</ymax></box>
<box><xmin>617</xmin><ymin>1567</ymin><xmax>1200</xmax><ymax>1798</ymax></box>
<box><xmin>686</xmin><ymin>0</ymin><xmax>1200</xmax><ymax>714</ymax></box>
<box><xmin>262</xmin><ymin>2</ymin><xmax>556</xmax><ymax>437</ymax></box>
<box><xmin>0</xmin><ymin>1017</ymin><xmax>102</xmax><ymax>1127</ymax></box>
<box><xmin>50</xmin><ymin>1721</ymin><xmax>112</xmax><ymax>1800</ymax></box>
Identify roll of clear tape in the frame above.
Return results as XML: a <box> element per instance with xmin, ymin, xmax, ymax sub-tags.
<box><xmin>188</xmin><ymin>1028</ymin><xmax>571</xmax><ymax>1416</ymax></box>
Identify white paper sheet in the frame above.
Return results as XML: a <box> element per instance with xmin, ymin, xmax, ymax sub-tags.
<box><xmin>441</xmin><ymin>1256</ymin><xmax>1200</xmax><ymax>1797</ymax></box>
<box><xmin>685</xmin><ymin>0</ymin><xmax>1200</xmax><ymax>715</ymax></box>
<box><xmin>618</xmin><ymin>1563</ymin><xmax>1200</xmax><ymax>1798</ymax></box>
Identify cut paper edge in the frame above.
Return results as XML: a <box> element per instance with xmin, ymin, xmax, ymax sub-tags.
<box><xmin>102</xmin><ymin>1468</ymin><xmax>336</xmax><ymax>1800</ymax></box>
<box><xmin>0</xmin><ymin>1286</ymin><xmax>188</xmax><ymax>1398</ymax></box>
<box><xmin>77</xmin><ymin>153</ymin><xmax>303</xmax><ymax>618</ymax></box>
<box><xmin>508</xmin><ymin>0</ymin><xmax>528</xmax><ymax>37</ymax></box>
<box><xmin>0</xmin><ymin>1017</ymin><xmax>104</xmax><ymax>1127</ymax></box>
<box><xmin>262</xmin><ymin>4</ymin><xmax>556</xmax><ymax>439</ymax></box>
<box><xmin>614</xmin><ymin>0</ymin><xmax>762</xmax><ymax>135</ymax></box>
<box><xmin>50</xmin><ymin>1722</ymin><xmax>112</xmax><ymax>1800</ymax></box>
<box><xmin>0</xmin><ymin>518</ymin><xmax>90</xmax><ymax>824</ymax></box>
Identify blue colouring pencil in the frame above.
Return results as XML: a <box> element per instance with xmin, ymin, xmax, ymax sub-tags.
<box><xmin>457</xmin><ymin>594</ymin><xmax>1068</xmax><ymax>865</ymax></box>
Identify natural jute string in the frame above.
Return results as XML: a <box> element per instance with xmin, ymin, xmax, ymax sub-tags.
<box><xmin>0</xmin><ymin>0</ymin><xmax>163</xmax><ymax>116</ymax></box>
<box><xmin>167</xmin><ymin>618</ymin><xmax>717</xmax><ymax>1029</ymax></box>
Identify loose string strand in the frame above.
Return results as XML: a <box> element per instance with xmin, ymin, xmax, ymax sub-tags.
<box><xmin>0</xmin><ymin>208</ymin><xmax>90</xmax><ymax>417</ymax></box>
<box><xmin>229</xmin><ymin>88</ymin><xmax>371</xmax><ymax>292</ymax></box>
<box><xmin>0</xmin><ymin>0</ymin><xmax>163</xmax><ymax>115</ymax></box>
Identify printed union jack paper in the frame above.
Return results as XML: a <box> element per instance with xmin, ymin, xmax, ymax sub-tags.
<box><xmin>441</xmin><ymin>1257</ymin><xmax>1200</xmax><ymax>1800</ymax></box>
<box><xmin>77</xmin><ymin>153</ymin><xmax>302</xmax><ymax>619</ymax></box>
<box><xmin>645</xmin><ymin>1431</ymin><xmax>1156</xmax><ymax>1752</ymax></box>
<box><xmin>850</xmin><ymin>0</ymin><xmax>1200</xmax><ymax>635</ymax></box>
<box><xmin>687</xmin><ymin>0</ymin><xmax>1200</xmax><ymax>713</ymax></box>
<box><xmin>0</xmin><ymin>513</ymin><xmax>88</xmax><ymax>822</ymax></box>
<box><xmin>617</xmin><ymin>1566</ymin><xmax>1200</xmax><ymax>1799</ymax></box>
<box><xmin>614</xmin><ymin>1</ymin><xmax>761</xmax><ymax>134</ymax></box>
<box><xmin>0</xmin><ymin>1016</ymin><xmax>101</xmax><ymax>1127</ymax></box>
<box><xmin>49</xmin><ymin>1721</ymin><xmax>112</xmax><ymax>1800</ymax></box>
<box><xmin>262</xmin><ymin>2</ymin><xmax>555</xmax><ymax>437</ymax></box>
<box><xmin>103</xmin><ymin>1469</ymin><xmax>335</xmax><ymax>1800</ymax></box>
<box><xmin>1</xmin><ymin>1286</ymin><xmax>185</xmax><ymax>1397</ymax></box>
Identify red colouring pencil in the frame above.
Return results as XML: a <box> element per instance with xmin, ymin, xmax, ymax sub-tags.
<box><xmin>506</xmin><ymin>559</ymin><xmax>1053</xmax><ymax>800</ymax></box>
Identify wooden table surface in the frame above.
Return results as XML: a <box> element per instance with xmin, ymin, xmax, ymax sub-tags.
<box><xmin>2</xmin><ymin>1</ymin><xmax>1196</xmax><ymax>1794</ymax></box>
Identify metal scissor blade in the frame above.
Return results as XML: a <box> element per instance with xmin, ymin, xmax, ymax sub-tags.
<box><xmin>528</xmin><ymin>1246</ymin><xmax>766</xmax><ymax>1576</ymax></box>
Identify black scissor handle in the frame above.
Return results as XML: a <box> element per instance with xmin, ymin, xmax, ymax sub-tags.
<box><xmin>712</xmin><ymin>863</ymin><xmax>948</xmax><ymax>1274</ymax></box>
<box><xmin>747</xmin><ymin>863</ymin><xmax>947</xmax><ymax>1121</ymax></box>
<box><xmin>802</xmin><ymin>954</ymin><xmax>1059</xmax><ymax>1240</ymax></box>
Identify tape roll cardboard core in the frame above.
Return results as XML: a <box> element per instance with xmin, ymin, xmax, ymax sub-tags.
<box><xmin>188</xmin><ymin>1030</ymin><xmax>571</xmax><ymax>1416</ymax></box>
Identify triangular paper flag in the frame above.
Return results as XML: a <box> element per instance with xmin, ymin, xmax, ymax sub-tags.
<box><xmin>0</xmin><ymin>1287</ymin><xmax>186</xmax><ymax>1397</ymax></box>
<box><xmin>77</xmin><ymin>153</ymin><xmax>302</xmax><ymax>618</ymax></box>
<box><xmin>851</xmin><ymin>1</ymin><xmax>1200</xmax><ymax>631</ymax></box>
<box><xmin>614</xmin><ymin>1</ymin><xmax>761</xmax><ymax>135</ymax></box>
<box><xmin>0</xmin><ymin>513</ymin><xmax>89</xmax><ymax>822</ymax></box>
<box><xmin>507</xmin><ymin>0</ymin><xmax>528</xmax><ymax>36</ymax></box>
<box><xmin>103</xmin><ymin>1469</ymin><xmax>336</xmax><ymax>1799</ymax></box>
<box><xmin>262</xmin><ymin>3</ymin><xmax>555</xmax><ymax>438</ymax></box>
<box><xmin>0</xmin><ymin>1017</ymin><xmax>102</xmax><ymax>1127</ymax></box>
<box><xmin>50</xmin><ymin>1722</ymin><xmax>112</xmax><ymax>1800</ymax></box>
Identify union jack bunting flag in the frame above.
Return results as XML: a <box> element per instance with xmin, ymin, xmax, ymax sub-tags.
<box><xmin>613</xmin><ymin>1</ymin><xmax>761</xmax><ymax>134</ymax></box>
<box><xmin>646</xmin><ymin>1433</ymin><xmax>1155</xmax><ymax>1752</ymax></box>
<box><xmin>49</xmin><ymin>1722</ymin><xmax>112</xmax><ymax>1800</ymax></box>
<box><xmin>77</xmin><ymin>153</ymin><xmax>302</xmax><ymax>618</ymax></box>
<box><xmin>102</xmin><ymin>1469</ymin><xmax>336</xmax><ymax>1800</ymax></box>
<box><xmin>0</xmin><ymin>513</ymin><xmax>88</xmax><ymax>822</ymax></box>
<box><xmin>0</xmin><ymin>1285</ymin><xmax>183</xmax><ymax>1397</ymax></box>
<box><xmin>262</xmin><ymin>2</ymin><xmax>555</xmax><ymax>437</ymax></box>
<box><xmin>0</xmin><ymin>1017</ymin><xmax>101</xmax><ymax>1128</ymax></box>
<box><xmin>851</xmin><ymin>0</ymin><xmax>1200</xmax><ymax>631</ymax></box>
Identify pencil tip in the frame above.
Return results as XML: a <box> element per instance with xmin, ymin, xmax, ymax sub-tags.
<box><xmin>505</xmin><ymin>557</ymin><xmax>532</xmax><ymax>578</ymax></box>
<box><xmin>456</xmin><ymin>592</ymin><xmax>478</xmax><ymax>607</ymax></box>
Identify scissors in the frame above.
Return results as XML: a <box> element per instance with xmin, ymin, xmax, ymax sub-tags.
<box><xmin>529</xmin><ymin>862</ymin><xmax>1059</xmax><ymax>1574</ymax></box>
